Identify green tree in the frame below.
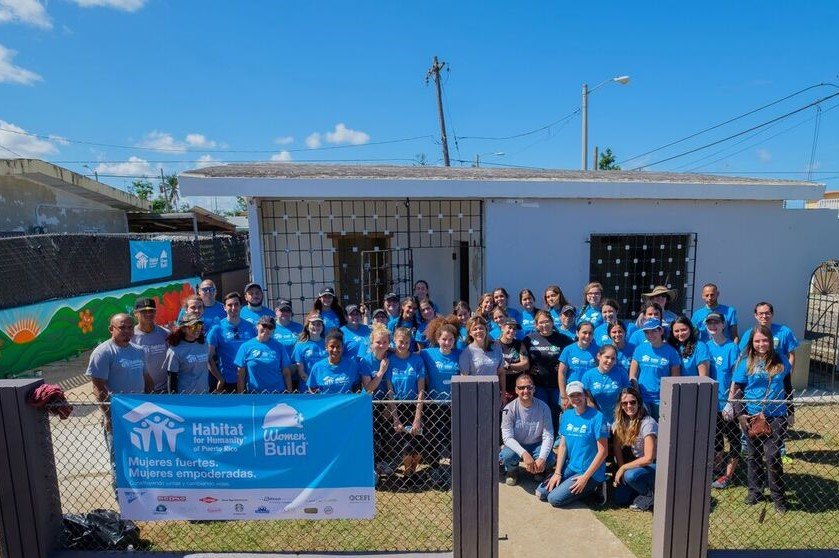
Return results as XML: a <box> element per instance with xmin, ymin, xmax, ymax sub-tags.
<box><xmin>130</xmin><ymin>179</ymin><xmax>154</xmax><ymax>200</ymax></box>
<box><xmin>598</xmin><ymin>148</ymin><xmax>621</xmax><ymax>170</ymax></box>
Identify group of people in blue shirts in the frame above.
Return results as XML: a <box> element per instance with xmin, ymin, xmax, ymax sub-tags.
<box><xmin>170</xmin><ymin>278</ymin><xmax>797</xmax><ymax>513</ymax></box>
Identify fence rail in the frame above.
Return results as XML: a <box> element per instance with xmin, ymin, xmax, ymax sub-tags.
<box><xmin>48</xmin><ymin>393</ymin><xmax>453</xmax><ymax>553</ymax></box>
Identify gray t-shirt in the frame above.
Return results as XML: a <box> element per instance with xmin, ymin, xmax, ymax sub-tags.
<box><xmin>459</xmin><ymin>343</ymin><xmax>504</xmax><ymax>376</ymax></box>
<box><xmin>163</xmin><ymin>341</ymin><xmax>209</xmax><ymax>394</ymax></box>
<box><xmin>133</xmin><ymin>325</ymin><xmax>170</xmax><ymax>391</ymax></box>
<box><xmin>86</xmin><ymin>339</ymin><xmax>146</xmax><ymax>394</ymax></box>
<box><xmin>630</xmin><ymin>416</ymin><xmax>658</xmax><ymax>459</ymax></box>
<box><xmin>501</xmin><ymin>397</ymin><xmax>554</xmax><ymax>460</ymax></box>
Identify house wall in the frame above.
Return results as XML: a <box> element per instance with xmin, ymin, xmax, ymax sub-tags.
<box><xmin>0</xmin><ymin>176</ymin><xmax>128</xmax><ymax>233</ymax></box>
<box><xmin>484</xmin><ymin>198</ymin><xmax>839</xmax><ymax>338</ymax></box>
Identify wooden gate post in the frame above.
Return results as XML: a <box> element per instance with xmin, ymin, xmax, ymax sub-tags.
<box><xmin>652</xmin><ymin>376</ymin><xmax>717</xmax><ymax>558</ymax></box>
<box><xmin>0</xmin><ymin>379</ymin><xmax>62</xmax><ymax>558</ymax></box>
<box><xmin>451</xmin><ymin>375</ymin><xmax>500</xmax><ymax>558</ymax></box>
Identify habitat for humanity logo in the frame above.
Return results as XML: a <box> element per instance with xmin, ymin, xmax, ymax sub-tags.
<box><xmin>262</xmin><ymin>403</ymin><xmax>307</xmax><ymax>457</ymax></box>
<box><xmin>123</xmin><ymin>402</ymin><xmax>185</xmax><ymax>452</ymax></box>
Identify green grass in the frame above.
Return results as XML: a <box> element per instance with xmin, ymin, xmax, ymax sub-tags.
<box><xmin>138</xmin><ymin>488</ymin><xmax>453</xmax><ymax>552</ymax></box>
<box><xmin>594</xmin><ymin>403</ymin><xmax>839</xmax><ymax>558</ymax></box>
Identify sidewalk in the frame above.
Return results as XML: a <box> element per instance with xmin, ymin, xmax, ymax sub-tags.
<box><xmin>499</xmin><ymin>478</ymin><xmax>635</xmax><ymax>558</ymax></box>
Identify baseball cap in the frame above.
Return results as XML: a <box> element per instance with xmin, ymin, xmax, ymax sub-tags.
<box><xmin>307</xmin><ymin>312</ymin><xmax>324</xmax><ymax>323</ymax></box>
<box><xmin>641</xmin><ymin>318</ymin><xmax>663</xmax><ymax>331</ymax></box>
<box><xmin>257</xmin><ymin>315</ymin><xmax>276</xmax><ymax>329</ymax></box>
<box><xmin>704</xmin><ymin>312</ymin><xmax>725</xmax><ymax>323</ymax></box>
<box><xmin>134</xmin><ymin>297</ymin><xmax>156</xmax><ymax>311</ymax></box>
<box><xmin>561</xmin><ymin>305</ymin><xmax>576</xmax><ymax>315</ymax></box>
<box><xmin>319</xmin><ymin>287</ymin><xmax>335</xmax><ymax>297</ymax></box>
<box><xmin>566</xmin><ymin>381</ymin><xmax>585</xmax><ymax>396</ymax></box>
<box><xmin>276</xmin><ymin>299</ymin><xmax>293</xmax><ymax>311</ymax></box>
<box><xmin>501</xmin><ymin>317</ymin><xmax>518</xmax><ymax>326</ymax></box>
<box><xmin>384</xmin><ymin>292</ymin><xmax>399</xmax><ymax>301</ymax></box>
<box><xmin>345</xmin><ymin>304</ymin><xmax>360</xmax><ymax>315</ymax></box>
<box><xmin>372</xmin><ymin>308</ymin><xmax>388</xmax><ymax>319</ymax></box>
<box><xmin>244</xmin><ymin>282</ymin><xmax>262</xmax><ymax>292</ymax></box>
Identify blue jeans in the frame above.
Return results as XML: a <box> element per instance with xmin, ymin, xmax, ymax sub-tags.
<box><xmin>534</xmin><ymin>386</ymin><xmax>561</xmax><ymax>433</ymax></box>
<box><xmin>499</xmin><ymin>443</ymin><xmax>556</xmax><ymax>472</ymax></box>
<box><xmin>612</xmin><ymin>464</ymin><xmax>656</xmax><ymax>506</ymax></box>
<box><xmin>536</xmin><ymin>471</ymin><xmax>600</xmax><ymax>507</ymax></box>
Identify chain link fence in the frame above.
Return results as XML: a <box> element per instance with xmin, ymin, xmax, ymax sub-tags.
<box><xmin>47</xmin><ymin>393</ymin><xmax>453</xmax><ymax>553</ymax></box>
<box><xmin>708</xmin><ymin>393</ymin><xmax>839</xmax><ymax>551</ymax></box>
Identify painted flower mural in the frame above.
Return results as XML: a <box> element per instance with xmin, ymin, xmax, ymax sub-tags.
<box><xmin>78</xmin><ymin>310</ymin><xmax>94</xmax><ymax>334</ymax></box>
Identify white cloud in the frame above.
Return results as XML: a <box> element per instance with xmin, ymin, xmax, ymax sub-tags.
<box><xmin>94</xmin><ymin>156</ymin><xmax>156</xmax><ymax>177</ymax></box>
<box><xmin>305</xmin><ymin>133</ymin><xmax>322</xmax><ymax>149</ymax></box>
<box><xmin>270</xmin><ymin>151</ymin><xmax>292</xmax><ymax>162</ymax></box>
<box><xmin>136</xmin><ymin>131</ymin><xmax>219</xmax><ymax>153</ymax></box>
<box><xmin>195</xmin><ymin>154</ymin><xmax>220</xmax><ymax>169</ymax></box>
<box><xmin>0</xmin><ymin>0</ymin><xmax>51</xmax><ymax>28</ymax></box>
<box><xmin>48</xmin><ymin>134</ymin><xmax>69</xmax><ymax>145</ymax></box>
<box><xmin>0</xmin><ymin>119</ymin><xmax>57</xmax><ymax>156</ymax></box>
<box><xmin>185</xmin><ymin>133</ymin><xmax>216</xmax><ymax>149</ymax></box>
<box><xmin>756</xmin><ymin>148</ymin><xmax>772</xmax><ymax>163</ymax></box>
<box><xmin>274</xmin><ymin>135</ymin><xmax>294</xmax><ymax>145</ymax></box>
<box><xmin>0</xmin><ymin>44</ymin><xmax>41</xmax><ymax>85</ymax></box>
<box><xmin>325</xmin><ymin>123</ymin><xmax>370</xmax><ymax>145</ymax></box>
<box><xmin>70</xmin><ymin>0</ymin><xmax>147</xmax><ymax>12</ymax></box>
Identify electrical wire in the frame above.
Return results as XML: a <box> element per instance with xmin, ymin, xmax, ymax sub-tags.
<box><xmin>807</xmin><ymin>105</ymin><xmax>822</xmax><ymax>182</ymax></box>
<box><xmin>457</xmin><ymin>107</ymin><xmax>581</xmax><ymax>141</ymax></box>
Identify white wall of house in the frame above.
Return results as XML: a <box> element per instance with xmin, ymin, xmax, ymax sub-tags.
<box><xmin>484</xmin><ymin>198</ymin><xmax>839</xmax><ymax>337</ymax></box>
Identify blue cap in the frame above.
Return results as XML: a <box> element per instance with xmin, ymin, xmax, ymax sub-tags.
<box><xmin>641</xmin><ymin>318</ymin><xmax>663</xmax><ymax>331</ymax></box>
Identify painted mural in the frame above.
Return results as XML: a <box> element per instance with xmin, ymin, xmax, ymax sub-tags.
<box><xmin>0</xmin><ymin>277</ymin><xmax>200</xmax><ymax>378</ymax></box>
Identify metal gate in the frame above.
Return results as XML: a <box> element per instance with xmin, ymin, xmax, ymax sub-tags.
<box><xmin>360</xmin><ymin>248</ymin><xmax>413</xmax><ymax>310</ymax></box>
<box><xmin>805</xmin><ymin>260</ymin><xmax>839</xmax><ymax>391</ymax></box>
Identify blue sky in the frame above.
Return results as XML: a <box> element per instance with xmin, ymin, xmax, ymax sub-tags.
<box><xmin>1</xmin><ymin>0</ymin><xmax>838</xmax><ymax>210</ymax></box>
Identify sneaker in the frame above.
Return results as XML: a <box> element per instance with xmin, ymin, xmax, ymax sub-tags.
<box><xmin>505</xmin><ymin>469</ymin><xmax>519</xmax><ymax>486</ymax></box>
<box><xmin>712</xmin><ymin>475</ymin><xmax>731</xmax><ymax>489</ymax></box>
<box><xmin>774</xmin><ymin>501</ymin><xmax>787</xmax><ymax>515</ymax></box>
<box><xmin>744</xmin><ymin>492</ymin><xmax>762</xmax><ymax>506</ymax></box>
<box><xmin>629</xmin><ymin>493</ymin><xmax>654</xmax><ymax>512</ymax></box>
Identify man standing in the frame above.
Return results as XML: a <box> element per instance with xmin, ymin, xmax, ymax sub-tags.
<box><xmin>738</xmin><ymin>302</ymin><xmax>799</xmax><ymax>367</ymax></box>
<box><xmin>87</xmin><ymin>313</ymin><xmax>153</xmax><ymax>428</ymax></box>
<box><xmin>240</xmin><ymin>282</ymin><xmax>274</xmax><ymax>325</ymax></box>
<box><xmin>692</xmin><ymin>283</ymin><xmax>739</xmax><ymax>343</ymax></box>
<box><xmin>499</xmin><ymin>374</ymin><xmax>555</xmax><ymax>486</ymax></box>
<box><xmin>195</xmin><ymin>279</ymin><xmax>227</xmax><ymax>328</ymax></box>
<box><xmin>131</xmin><ymin>297</ymin><xmax>170</xmax><ymax>393</ymax></box>
<box><xmin>272</xmin><ymin>298</ymin><xmax>303</xmax><ymax>352</ymax></box>
<box><xmin>207</xmin><ymin>292</ymin><xmax>256</xmax><ymax>392</ymax></box>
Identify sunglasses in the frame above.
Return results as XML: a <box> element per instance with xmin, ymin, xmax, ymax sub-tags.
<box><xmin>515</xmin><ymin>385</ymin><xmax>535</xmax><ymax>391</ymax></box>
<box><xmin>200</xmin><ymin>287</ymin><xmax>216</xmax><ymax>293</ymax></box>
<box><xmin>621</xmin><ymin>400</ymin><xmax>638</xmax><ymax>407</ymax></box>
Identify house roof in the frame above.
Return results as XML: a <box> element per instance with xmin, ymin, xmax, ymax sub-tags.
<box><xmin>179</xmin><ymin>163</ymin><xmax>823</xmax><ymax>201</ymax></box>
<box><xmin>1</xmin><ymin>158</ymin><xmax>150</xmax><ymax>211</ymax></box>
<box><xmin>127</xmin><ymin>205</ymin><xmax>236</xmax><ymax>233</ymax></box>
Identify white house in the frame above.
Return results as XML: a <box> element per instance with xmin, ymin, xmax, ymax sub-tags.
<box><xmin>179</xmin><ymin>164</ymin><xmax>839</xmax><ymax>339</ymax></box>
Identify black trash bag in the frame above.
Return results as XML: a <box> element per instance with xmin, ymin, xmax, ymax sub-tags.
<box><xmin>62</xmin><ymin>509</ymin><xmax>140</xmax><ymax>550</ymax></box>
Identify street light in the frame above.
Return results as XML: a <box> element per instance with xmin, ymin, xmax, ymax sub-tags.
<box><xmin>82</xmin><ymin>164</ymin><xmax>99</xmax><ymax>182</ymax></box>
<box><xmin>581</xmin><ymin>75</ymin><xmax>630</xmax><ymax>170</ymax></box>
<box><xmin>473</xmin><ymin>151</ymin><xmax>505</xmax><ymax>168</ymax></box>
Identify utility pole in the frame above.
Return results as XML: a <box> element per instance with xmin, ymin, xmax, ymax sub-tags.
<box><xmin>427</xmin><ymin>56</ymin><xmax>450</xmax><ymax>167</ymax></box>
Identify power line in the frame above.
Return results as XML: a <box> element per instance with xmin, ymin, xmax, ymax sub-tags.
<box><xmin>618</xmin><ymin>82</ymin><xmax>839</xmax><ymax>166</ymax></box>
<box><xmin>457</xmin><ymin>107</ymin><xmax>581</xmax><ymax>141</ymax></box>
<box><xmin>630</xmin><ymin>91</ymin><xmax>839</xmax><ymax>170</ymax></box>
<box><xmin>807</xmin><ymin>105</ymin><xmax>822</xmax><ymax>182</ymax></box>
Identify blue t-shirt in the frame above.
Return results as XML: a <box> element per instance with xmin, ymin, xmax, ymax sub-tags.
<box><xmin>457</xmin><ymin>325</ymin><xmax>469</xmax><ymax>350</ymax></box>
<box><xmin>234</xmin><ymin>337</ymin><xmax>291</xmax><ymax>392</ymax></box>
<box><xmin>320</xmin><ymin>308</ymin><xmax>342</xmax><ymax>332</ymax></box>
<box><xmin>415</xmin><ymin>320</ymin><xmax>433</xmax><ymax>349</ymax></box>
<box><xmin>341</xmin><ymin>324</ymin><xmax>371</xmax><ymax>358</ymax></box>
<box><xmin>692</xmin><ymin>304</ymin><xmax>738</xmax><ymax>342</ymax></box>
<box><xmin>549</xmin><ymin>308</ymin><xmax>565</xmax><ymax>332</ymax></box>
<box><xmin>705</xmin><ymin>338</ymin><xmax>741</xmax><ymax>410</ymax></box>
<box><xmin>387</xmin><ymin>353</ymin><xmax>427</xmax><ymax>400</ymax></box>
<box><xmin>520</xmin><ymin>309</ymin><xmax>538</xmax><ymax>336</ymax></box>
<box><xmin>559</xmin><ymin>343</ymin><xmax>598</xmax><ymax>385</ymax></box>
<box><xmin>179</xmin><ymin>301</ymin><xmax>227</xmax><ymax>330</ymax></box>
<box><xmin>206</xmin><ymin>319</ymin><xmax>257</xmax><ymax>383</ymax></box>
<box><xmin>272</xmin><ymin>321</ymin><xmax>304</xmax><ymax>350</ymax></box>
<box><xmin>307</xmin><ymin>358</ymin><xmax>363</xmax><ymax>394</ymax></box>
<box><xmin>631</xmin><ymin>342</ymin><xmax>681</xmax><ymax>404</ymax></box>
<box><xmin>577</xmin><ymin>306</ymin><xmax>604</xmax><ymax>329</ymax></box>
<box><xmin>559</xmin><ymin>407</ymin><xmax>608</xmax><ymax>482</ymax></box>
<box><xmin>421</xmin><ymin>347</ymin><xmax>461</xmax><ymax>400</ymax></box>
<box><xmin>358</xmin><ymin>352</ymin><xmax>388</xmax><ymax>399</ymax></box>
<box><xmin>677</xmin><ymin>341</ymin><xmax>711</xmax><ymax>377</ymax></box>
<box><xmin>291</xmin><ymin>339</ymin><xmax>327</xmax><ymax>376</ymax></box>
<box><xmin>738</xmin><ymin>324</ymin><xmax>799</xmax><ymax>357</ymax></box>
<box><xmin>240</xmin><ymin>305</ymin><xmax>274</xmax><ymax>326</ymax></box>
<box><xmin>582</xmin><ymin>367</ymin><xmax>630</xmax><ymax>420</ymax></box>
<box><xmin>732</xmin><ymin>355</ymin><xmax>791</xmax><ymax>416</ymax></box>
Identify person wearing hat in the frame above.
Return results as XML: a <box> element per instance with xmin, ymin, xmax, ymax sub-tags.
<box><xmin>381</xmin><ymin>292</ymin><xmax>402</xmax><ymax>327</ymax></box>
<box><xmin>639</xmin><ymin>285</ymin><xmax>679</xmax><ymax>328</ymax></box>
<box><xmin>536</xmin><ymin>380</ymin><xmax>609</xmax><ymax>508</ymax></box>
<box><xmin>240</xmin><ymin>282</ymin><xmax>274</xmax><ymax>326</ymax></box>
<box><xmin>341</xmin><ymin>304</ymin><xmax>372</xmax><ymax>358</ymax></box>
<box><xmin>206</xmin><ymin>292</ymin><xmax>257</xmax><ymax>393</ymax></box>
<box><xmin>164</xmin><ymin>312</ymin><xmax>215</xmax><ymax>394</ymax></box>
<box><xmin>272</xmin><ymin>299</ymin><xmax>304</xmax><ymax>352</ymax></box>
<box><xmin>628</xmin><ymin>318</ymin><xmax>681</xmax><ymax>420</ymax></box>
<box><xmin>131</xmin><ymin>297</ymin><xmax>170</xmax><ymax>393</ymax></box>
<box><xmin>312</xmin><ymin>287</ymin><xmax>346</xmax><ymax>332</ymax></box>
<box><xmin>691</xmin><ymin>283</ymin><xmax>739</xmax><ymax>343</ymax></box>
<box><xmin>234</xmin><ymin>316</ymin><xmax>293</xmax><ymax>393</ymax></box>
<box><xmin>703</xmin><ymin>311</ymin><xmax>742</xmax><ymax>490</ymax></box>
<box><xmin>497</xmin><ymin>316</ymin><xmax>530</xmax><ymax>400</ymax></box>
<box><xmin>370</xmin><ymin>307</ymin><xmax>390</xmax><ymax>327</ymax></box>
<box><xmin>291</xmin><ymin>312</ymin><xmax>328</xmax><ymax>391</ymax></box>
<box><xmin>556</xmin><ymin>305</ymin><xmax>578</xmax><ymax>341</ymax></box>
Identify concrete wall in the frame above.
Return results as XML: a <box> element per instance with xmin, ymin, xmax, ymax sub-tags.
<box><xmin>484</xmin><ymin>198</ymin><xmax>839</xmax><ymax>338</ymax></box>
<box><xmin>0</xmin><ymin>176</ymin><xmax>128</xmax><ymax>233</ymax></box>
